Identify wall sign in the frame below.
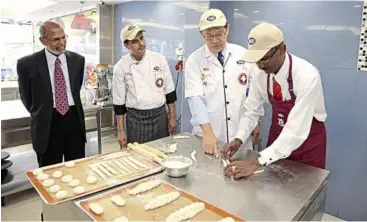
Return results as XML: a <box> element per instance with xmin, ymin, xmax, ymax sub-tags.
<box><xmin>358</xmin><ymin>1</ymin><xmax>367</xmax><ymax>71</ymax></box>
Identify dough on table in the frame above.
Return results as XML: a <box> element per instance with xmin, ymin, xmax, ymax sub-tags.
<box><xmin>86</xmin><ymin>175</ymin><xmax>97</xmax><ymax>184</ymax></box>
<box><xmin>69</xmin><ymin>179</ymin><xmax>80</xmax><ymax>187</ymax></box>
<box><xmin>61</xmin><ymin>175</ymin><xmax>73</xmax><ymax>183</ymax></box>
<box><xmin>253</xmin><ymin>169</ymin><xmax>264</xmax><ymax>174</ymax></box>
<box><xmin>32</xmin><ymin>168</ymin><xmax>43</xmax><ymax>176</ymax></box>
<box><xmin>73</xmin><ymin>186</ymin><xmax>85</xmax><ymax>195</ymax></box>
<box><xmin>52</xmin><ymin>171</ymin><xmax>63</xmax><ymax>179</ymax></box>
<box><xmin>55</xmin><ymin>190</ymin><xmax>68</xmax><ymax>200</ymax></box>
<box><xmin>42</xmin><ymin>179</ymin><xmax>55</xmax><ymax>187</ymax></box>
<box><xmin>114</xmin><ymin>216</ymin><xmax>129</xmax><ymax>222</ymax></box>
<box><xmin>127</xmin><ymin>179</ymin><xmax>161</xmax><ymax>195</ymax></box>
<box><xmin>49</xmin><ymin>185</ymin><xmax>61</xmax><ymax>193</ymax></box>
<box><xmin>37</xmin><ymin>173</ymin><xmax>49</xmax><ymax>181</ymax></box>
<box><xmin>65</xmin><ymin>161</ymin><xmax>75</xmax><ymax>168</ymax></box>
<box><xmin>145</xmin><ymin>191</ymin><xmax>180</xmax><ymax>210</ymax></box>
<box><xmin>89</xmin><ymin>203</ymin><xmax>104</xmax><ymax>215</ymax></box>
<box><xmin>166</xmin><ymin>202</ymin><xmax>205</xmax><ymax>222</ymax></box>
<box><xmin>110</xmin><ymin>195</ymin><xmax>126</xmax><ymax>207</ymax></box>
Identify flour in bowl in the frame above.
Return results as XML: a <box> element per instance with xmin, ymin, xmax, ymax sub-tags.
<box><xmin>164</xmin><ymin>160</ymin><xmax>189</xmax><ymax>168</ymax></box>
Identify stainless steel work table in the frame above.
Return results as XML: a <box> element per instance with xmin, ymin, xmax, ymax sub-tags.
<box><xmin>43</xmin><ymin>133</ymin><xmax>330</xmax><ymax>221</ymax></box>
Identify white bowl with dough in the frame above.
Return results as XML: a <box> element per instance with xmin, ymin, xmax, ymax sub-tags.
<box><xmin>161</xmin><ymin>156</ymin><xmax>192</xmax><ymax>178</ymax></box>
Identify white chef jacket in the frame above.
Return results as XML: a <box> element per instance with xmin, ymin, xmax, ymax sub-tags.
<box><xmin>112</xmin><ymin>50</ymin><xmax>175</xmax><ymax>110</ymax></box>
<box><xmin>45</xmin><ymin>49</ymin><xmax>75</xmax><ymax>107</ymax></box>
<box><xmin>185</xmin><ymin>43</ymin><xmax>253</xmax><ymax>150</ymax></box>
<box><xmin>235</xmin><ymin>53</ymin><xmax>327</xmax><ymax>165</ymax></box>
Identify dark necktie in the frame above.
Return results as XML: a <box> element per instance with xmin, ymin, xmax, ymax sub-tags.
<box><xmin>218</xmin><ymin>51</ymin><xmax>224</xmax><ymax>66</ymax></box>
<box><xmin>273</xmin><ymin>77</ymin><xmax>283</xmax><ymax>101</ymax></box>
<box><xmin>54</xmin><ymin>58</ymin><xmax>69</xmax><ymax>115</ymax></box>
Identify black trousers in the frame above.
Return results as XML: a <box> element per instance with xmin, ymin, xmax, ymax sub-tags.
<box><xmin>37</xmin><ymin>106</ymin><xmax>85</xmax><ymax>167</ymax></box>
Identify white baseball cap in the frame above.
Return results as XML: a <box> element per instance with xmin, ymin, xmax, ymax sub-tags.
<box><xmin>242</xmin><ymin>23</ymin><xmax>284</xmax><ymax>63</ymax></box>
<box><xmin>120</xmin><ymin>24</ymin><xmax>145</xmax><ymax>42</ymax></box>
<box><xmin>199</xmin><ymin>9</ymin><xmax>227</xmax><ymax>31</ymax></box>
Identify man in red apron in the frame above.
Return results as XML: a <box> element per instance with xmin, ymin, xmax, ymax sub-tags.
<box><xmin>222</xmin><ymin>22</ymin><xmax>327</xmax><ymax>179</ymax></box>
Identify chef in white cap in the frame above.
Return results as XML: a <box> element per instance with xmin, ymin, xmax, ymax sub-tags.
<box><xmin>113</xmin><ymin>24</ymin><xmax>177</xmax><ymax>148</ymax></box>
<box><xmin>222</xmin><ymin>22</ymin><xmax>327</xmax><ymax>178</ymax></box>
<box><xmin>185</xmin><ymin>8</ymin><xmax>260</xmax><ymax>157</ymax></box>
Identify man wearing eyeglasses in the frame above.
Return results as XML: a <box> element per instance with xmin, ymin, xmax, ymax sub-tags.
<box><xmin>17</xmin><ymin>20</ymin><xmax>86</xmax><ymax>168</ymax></box>
<box><xmin>185</xmin><ymin>9</ymin><xmax>260</xmax><ymax>157</ymax></box>
<box><xmin>222</xmin><ymin>22</ymin><xmax>327</xmax><ymax>178</ymax></box>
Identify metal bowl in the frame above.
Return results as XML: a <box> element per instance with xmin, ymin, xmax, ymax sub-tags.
<box><xmin>161</xmin><ymin>156</ymin><xmax>193</xmax><ymax>178</ymax></box>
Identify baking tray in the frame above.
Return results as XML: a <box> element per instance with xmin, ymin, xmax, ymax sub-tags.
<box><xmin>76</xmin><ymin>177</ymin><xmax>244</xmax><ymax>221</ymax></box>
<box><xmin>25</xmin><ymin>150</ymin><xmax>164</xmax><ymax>205</ymax></box>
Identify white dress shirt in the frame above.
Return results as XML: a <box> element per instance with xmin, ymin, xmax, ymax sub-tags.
<box><xmin>235</xmin><ymin>53</ymin><xmax>327</xmax><ymax>165</ymax></box>
<box><xmin>45</xmin><ymin>49</ymin><xmax>75</xmax><ymax>107</ymax></box>
<box><xmin>112</xmin><ymin>50</ymin><xmax>175</xmax><ymax>110</ymax></box>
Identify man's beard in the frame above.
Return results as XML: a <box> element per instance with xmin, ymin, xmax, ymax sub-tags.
<box><xmin>47</xmin><ymin>46</ymin><xmax>65</xmax><ymax>56</ymax></box>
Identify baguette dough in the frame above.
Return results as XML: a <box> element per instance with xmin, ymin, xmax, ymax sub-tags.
<box><xmin>37</xmin><ymin>173</ymin><xmax>49</xmax><ymax>181</ymax></box>
<box><xmin>145</xmin><ymin>191</ymin><xmax>180</xmax><ymax>210</ymax></box>
<box><xmin>114</xmin><ymin>216</ymin><xmax>129</xmax><ymax>222</ymax></box>
<box><xmin>69</xmin><ymin>179</ymin><xmax>80</xmax><ymax>187</ymax></box>
<box><xmin>97</xmin><ymin>163</ymin><xmax>113</xmax><ymax>177</ymax></box>
<box><xmin>121</xmin><ymin>158</ymin><xmax>140</xmax><ymax>170</ymax></box>
<box><xmin>42</xmin><ymin>179</ymin><xmax>55</xmax><ymax>187</ymax></box>
<box><xmin>117</xmin><ymin>159</ymin><xmax>134</xmax><ymax>173</ymax></box>
<box><xmin>86</xmin><ymin>175</ymin><xmax>97</xmax><ymax>184</ymax></box>
<box><xmin>73</xmin><ymin>186</ymin><xmax>85</xmax><ymax>195</ymax></box>
<box><xmin>61</xmin><ymin>175</ymin><xmax>73</xmax><ymax>183</ymax></box>
<box><xmin>52</xmin><ymin>171</ymin><xmax>63</xmax><ymax>179</ymax></box>
<box><xmin>99</xmin><ymin>152</ymin><xmax>131</xmax><ymax>161</ymax></box>
<box><xmin>101</xmin><ymin>162</ymin><xmax>118</xmax><ymax>175</ymax></box>
<box><xmin>65</xmin><ymin>161</ymin><xmax>75</xmax><ymax>168</ymax></box>
<box><xmin>166</xmin><ymin>202</ymin><xmax>205</xmax><ymax>222</ymax></box>
<box><xmin>49</xmin><ymin>185</ymin><xmax>61</xmax><ymax>193</ymax></box>
<box><xmin>219</xmin><ymin>217</ymin><xmax>236</xmax><ymax>222</ymax></box>
<box><xmin>127</xmin><ymin>180</ymin><xmax>161</xmax><ymax>195</ymax></box>
<box><xmin>89</xmin><ymin>203</ymin><xmax>104</xmax><ymax>215</ymax></box>
<box><xmin>109</xmin><ymin>162</ymin><xmax>127</xmax><ymax>175</ymax></box>
<box><xmin>55</xmin><ymin>190</ymin><xmax>68</xmax><ymax>200</ymax></box>
<box><xmin>127</xmin><ymin>156</ymin><xmax>148</xmax><ymax>168</ymax></box>
<box><xmin>89</xmin><ymin>165</ymin><xmax>106</xmax><ymax>180</ymax></box>
<box><xmin>110</xmin><ymin>195</ymin><xmax>126</xmax><ymax>207</ymax></box>
<box><xmin>33</xmin><ymin>168</ymin><xmax>43</xmax><ymax>176</ymax></box>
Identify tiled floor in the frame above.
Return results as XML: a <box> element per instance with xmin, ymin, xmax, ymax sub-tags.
<box><xmin>1</xmin><ymin>138</ymin><xmax>345</xmax><ymax>221</ymax></box>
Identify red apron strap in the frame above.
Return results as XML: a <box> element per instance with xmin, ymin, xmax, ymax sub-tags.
<box><xmin>286</xmin><ymin>53</ymin><xmax>296</xmax><ymax>99</ymax></box>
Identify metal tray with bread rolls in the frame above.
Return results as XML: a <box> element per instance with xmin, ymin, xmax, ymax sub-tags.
<box><xmin>25</xmin><ymin>143</ymin><xmax>166</xmax><ymax>205</ymax></box>
<box><xmin>75</xmin><ymin>177</ymin><xmax>244</xmax><ymax>222</ymax></box>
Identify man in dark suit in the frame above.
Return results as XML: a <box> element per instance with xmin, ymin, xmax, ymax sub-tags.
<box><xmin>17</xmin><ymin>20</ymin><xmax>86</xmax><ymax>168</ymax></box>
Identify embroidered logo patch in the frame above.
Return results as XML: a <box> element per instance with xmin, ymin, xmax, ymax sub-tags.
<box><xmin>238</xmin><ymin>73</ymin><xmax>247</xmax><ymax>85</ymax></box>
<box><xmin>237</xmin><ymin>60</ymin><xmax>245</xmax><ymax>65</ymax></box>
<box><xmin>248</xmin><ymin>37</ymin><xmax>256</xmax><ymax>45</ymax></box>
<box><xmin>207</xmin><ymin>15</ymin><xmax>216</xmax><ymax>21</ymax></box>
<box><xmin>155</xmin><ymin>78</ymin><xmax>164</xmax><ymax>88</ymax></box>
<box><xmin>128</xmin><ymin>26</ymin><xmax>135</xmax><ymax>31</ymax></box>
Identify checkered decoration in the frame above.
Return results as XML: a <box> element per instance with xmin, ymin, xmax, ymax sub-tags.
<box><xmin>358</xmin><ymin>1</ymin><xmax>367</xmax><ymax>71</ymax></box>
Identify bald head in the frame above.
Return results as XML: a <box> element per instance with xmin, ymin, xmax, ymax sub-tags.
<box><xmin>39</xmin><ymin>20</ymin><xmax>63</xmax><ymax>37</ymax></box>
<box><xmin>39</xmin><ymin>20</ymin><xmax>66</xmax><ymax>55</ymax></box>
